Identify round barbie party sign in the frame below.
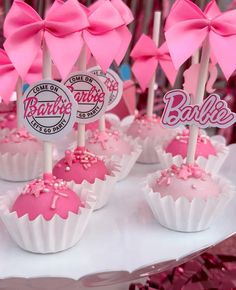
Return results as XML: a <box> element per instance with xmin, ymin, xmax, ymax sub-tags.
<box><xmin>20</xmin><ymin>80</ymin><xmax>77</xmax><ymax>141</ymax></box>
<box><xmin>88</xmin><ymin>66</ymin><xmax>123</xmax><ymax>111</ymax></box>
<box><xmin>64</xmin><ymin>72</ymin><xmax>109</xmax><ymax>124</ymax></box>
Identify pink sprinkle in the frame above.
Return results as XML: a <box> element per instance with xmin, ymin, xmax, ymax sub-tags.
<box><xmin>58</xmin><ymin>192</ymin><xmax>68</xmax><ymax>197</ymax></box>
<box><xmin>51</xmin><ymin>195</ymin><xmax>59</xmax><ymax>210</ymax></box>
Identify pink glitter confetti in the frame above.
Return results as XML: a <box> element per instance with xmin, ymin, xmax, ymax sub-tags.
<box><xmin>63</xmin><ymin>147</ymin><xmax>98</xmax><ymax>171</ymax></box>
<box><xmin>134</xmin><ymin>114</ymin><xmax>161</xmax><ymax>133</ymax></box>
<box><xmin>51</xmin><ymin>195</ymin><xmax>59</xmax><ymax>209</ymax></box>
<box><xmin>156</xmin><ymin>164</ymin><xmax>208</xmax><ymax>186</ymax></box>
<box><xmin>88</xmin><ymin>130</ymin><xmax>120</xmax><ymax>150</ymax></box>
<box><xmin>22</xmin><ymin>174</ymin><xmax>69</xmax><ymax>211</ymax></box>
<box><xmin>175</xmin><ymin>129</ymin><xmax>210</xmax><ymax>145</ymax></box>
<box><xmin>0</xmin><ymin>128</ymin><xmax>37</xmax><ymax>144</ymax></box>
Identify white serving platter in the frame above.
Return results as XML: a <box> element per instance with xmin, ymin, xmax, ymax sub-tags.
<box><xmin>0</xmin><ymin>143</ymin><xmax>235</xmax><ymax>287</ymax></box>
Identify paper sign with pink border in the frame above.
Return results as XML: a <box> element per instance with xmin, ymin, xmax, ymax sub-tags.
<box><xmin>161</xmin><ymin>89</ymin><xmax>236</xmax><ymax>129</ymax></box>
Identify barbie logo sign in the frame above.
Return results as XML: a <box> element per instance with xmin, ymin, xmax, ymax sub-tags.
<box><xmin>161</xmin><ymin>89</ymin><xmax>236</xmax><ymax>129</ymax></box>
<box><xmin>88</xmin><ymin>66</ymin><xmax>123</xmax><ymax>111</ymax></box>
<box><xmin>20</xmin><ymin>80</ymin><xmax>77</xmax><ymax>141</ymax></box>
<box><xmin>64</xmin><ymin>72</ymin><xmax>109</xmax><ymax>124</ymax></box>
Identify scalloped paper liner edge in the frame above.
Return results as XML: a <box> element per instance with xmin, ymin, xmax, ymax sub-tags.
<box><xmin>0</xmin><ymin>188</ymin><xmax>96</xmax><ymax>253</ymax></box>
<box><xmin>156</xmin><ymin>138</ymin><xmax>229</xmax><ymax>174</ymax></box>
<box><xmin>68</xmin><ymin>161</ymin><xmax>120</xmax><ymax>210</ymax></box>
<box><xmin>143</xmin><ymin>171</ymin><xmax>235</xmax><ymax>232</ymax></box>
<box><xmin>0</xmin><ymin>150</ymin><xmax>43</xmax><ymax>181</ymax></box>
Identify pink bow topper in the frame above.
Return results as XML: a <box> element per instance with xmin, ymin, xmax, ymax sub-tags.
<box><xmin>131</xmin><ymin>34</ymin><xmax>178</xmax><ymax>91</ymax></box>
<box><xmin>83</xmin><ymin>0</ymin><xmax>127</xmax><ymax>71</ymax></box>
<box><xmin>165</xmin><ymin>0</ymin><xmax>236</xmax><ymax>80</ymax></box>
<box><xmin>3</xmin><ymin>0</ymin><xmax>88</xmax><ymax>80</ymax></box>
<box><xmin>0</xmin><ymin>49</ymin><xmax>42</xmax><ymax>104</ymax></box>
<box><xmin>110</xmin><ymin>0</ymin><xmax>134</xmax><ymax>65</ymax></box>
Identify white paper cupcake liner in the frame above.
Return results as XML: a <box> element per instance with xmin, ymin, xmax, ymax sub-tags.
<box><xmin>156</xmin><ymin>135</ymin><xmax>229</xmax><ymax>174</ymax></box>
<box><xmin>105</xmin><ymin>113</ymin><xmax>121</xmax><ymax>130</ymax></box>
<box><xmin>68</xmin><ymin>161</ymin><xmax>120</xmax><ymax>210</ymax></box>
<box><xmin>0</xmin><ymin>188</ymin><xmax>96</xmax><ymax>253</ymax></box>
<box><xmin>0</xmin><ymin>128</ymin><xmax>11</xmax><ymax>138</ymax></box>
<box><xmin>86</xmin><ymin>134</ymin><xmax>142</xmax><ymax>181</ymax></box>
<box><xmin>134</xmin><ymin>128</ymin><xmax>179</xmax><ymax>164</ymax></box>
<box><xmin>143</xmin><ymin>171</ymin><xmax>235</xmax><ymax>232</ymax></box>
<box><xmin>109</xmin><ymin>137</ymin><xmax>142</xmax><ymax>181</ymax></box>
<box><xmin>0</xmin><ymin>150</ymin><xmax>43</xmax><ymax>182</ymax></box>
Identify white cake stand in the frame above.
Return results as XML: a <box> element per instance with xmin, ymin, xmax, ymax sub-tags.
<box><xmin>0</xmin><ymin>143</ymin><xmax>235</xmax><ymax>289</ymax></box>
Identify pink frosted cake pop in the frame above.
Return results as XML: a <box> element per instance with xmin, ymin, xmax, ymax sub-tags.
<box><xmin>86</xmin><ymin>129</ymin><xmax>132</xmax><ymax>158</ymax></box>
<box><xmin>144</xmin><ymin>162</ymin><xmax>233</xmax><ymax>232</ymax></box>
<box><xmin>153</xmin><ymin>163</ymin><xmax>220</xmax><ymax>201</ymax></box>
<box><xmin>0</xmin><ymin>128</ymin><xmax>43</xmax><ymax>181</ymax></box>
<box><xmin>0</xmin><ymin>112</ymin><xmax>17</xmax><ymax>131</ymax></box>
<box><xmin>12</xmin><ymin>174</ymin><xmax>83</xmax><ymax>221</ymax></box>
<box><xmin>73</xmin><ymin>119</ymin><xmax>111</xmax><ymax>131</ymax></box>
<box><xmin>165</xmin><ymin>129</ymin><xmax>217</xmax><ymax>159</ymax></box>
<box><xmin>86</xmin><ymin>119</ymin><xmax>111</xmax><ymax>131</ymax></box>
<box><xmin>0</xmin><ymin>102</ymin><xmax>17</xmax><ymax>131</ymax></box>
<box><xmin>0</xmin><ymin>128</ymin><xmax>42</xmax><ymax>155</ymax></box>
<box><xmin>127</xmin><ymin>114</ymin><xmax>177</xmax><ymax>163</ymax></box>
<box><xmin>0</xmin><ymin>101</ymin><xmax>15</xmax><ymax>113</ymax></box>
<box><xmin>53</xmin><ymin>147</ymin><xmax>108</xmax><ymax>184</ymax></box>
<box><xmin>127</xmin><ymin>114</ymin><xmax>167</xmax><ymax>140</ymax></box>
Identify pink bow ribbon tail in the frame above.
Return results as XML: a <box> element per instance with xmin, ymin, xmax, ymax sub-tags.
<box><xmin>0</xmin><ymin>48</ymin><xmax>42</xmax><ymax>104</ymax></box>
<box><xmin>111</xmin><ymin>0</ymin><xmax>134</xmax><ymax>65</ymax></box>
<box><xmin>164</xmin><ymin>0</ymin><xmax>236</xmax><ymax>80</ymax></box>
<box><xmin>0</xmin><ymin>49</ymin><xmax>19</xmax><ymax>104</ymax></box>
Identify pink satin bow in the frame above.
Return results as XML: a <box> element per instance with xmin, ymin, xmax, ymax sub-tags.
<box><xmin>3</xmin><ymin>0</ymin><xmax>89</xmax><ymax>80</ymax></box>
<box><xmin>110</xmin><ymin>0</ymin><xmax>134</xmax><ymax>65</ymax></box>
<box><xmin>83</xmin><ymin>0</ymin><xmax>127</xmax><ymax>71</ymax></box>
<box><xmin>165</xmin><ymin>0</ymin><xmax>236</xmax><ymax>79</ymax></box>
<box><xmin>0</xmin><ymin>49</ymin><xmax>42</xmax><ymax>104</ymax></box>
<box><xmin>131</xmin><ymin>34</ymin><xmax>178</xmax><ymax>91</ymax></box>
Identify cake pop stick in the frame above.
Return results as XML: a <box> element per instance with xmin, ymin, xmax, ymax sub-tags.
<box><xmin>146</xmin><ymin>11</ymin><xmax>161</xmax><ymax>118</ymax></box>
<box><xmin>42</xmin><ymin>41</ymin><xmax>53</xmax><ymax>174</ymax></box>
<box><xmin>131</xmin><ymin>21</ymin><xmax>177</xmax><ymax>101</ymax></box>
<box><xmin>16</xmin><ymin>77</ymin><xmax>22</xmax><ymax>130</ymax></box>
<box><xmin>186</xmin><ymin>39</ymin><xmax>210</xmax><ymax>164</ymax></box>
<box><xmin>99</xmin><ymin>115</ymin><xmax>106</xmax><ymax>132</ymax></box>
<box><xmin>88</xmin><ymin>65</ymin><xmax>123</xmax><ymax>133</ymax></box>
<box><xmin>76</xmin><ymin>44</ymin><xmax>87</xmax><ymax>147</ymax></box>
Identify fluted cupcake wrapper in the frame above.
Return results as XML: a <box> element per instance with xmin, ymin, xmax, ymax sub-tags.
<box><xmin>134</xmin><ymin>128</ymin><xmax>178</xmax><ymax>164</ymax></box>
<box><xmin>0</xmin><ymin>188</ymin><xmax>96</xmax><ymax>254</ymax></box>
<box><xmin>0</xmin><ymin>150</ymin><xmax>43</xmax><ymax>182</ymax></box>
<box><xmin>68</xmin><ymin>161</ymin><xmax>120</xmax><ymax>210</ymax></box>
<box><xmin>143</xmin><ymin>171</ymin><xmax>235</xmax><ymax>232</ymax></box>
<box><xmin>0</xmin><ymin>128</ymin><xmax>11</xmax><ymax>138</ymax></box>
<box><xmin>92</xmin><ymin>135</ymin><xmax>142</xmax><ymax>181</ymax></box>
<box><xmin>156</xmin><ymin>136</ymin><xmax>229</xmax><ymax>174</ymax></box>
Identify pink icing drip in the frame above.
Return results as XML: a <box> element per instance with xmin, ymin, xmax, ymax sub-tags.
<box><xmin>88</xmin><ymin>130</ymin><xmax>120</xmax><ymax>150</ymax></box>
<box><xmin>156</xmin><ymin>164</ymin><xmax>208</xmax><ymax>186</ymax></box>
<box><xmin>175</xmin><ymin>129</ymin><xmax>209</xmax><ymax>144</ymax></box>
<box><xmin>22</xmin><ymin>174</ymin><xmax>69</xmax><ymax>210</ymax></box>
<box><xmin>63</xmin><ymin>147</ymin><xmax>98</xmax><ymax>171</ymax></box>
<box><xmin>134</xmin><ymin>114</ymin><xmax>160</xmax><ymax>133</ymax></box>
<box><xmin>0</xmin><ymin>128</ymin><xmax>37</xmax><ymax>144</ymax></box>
